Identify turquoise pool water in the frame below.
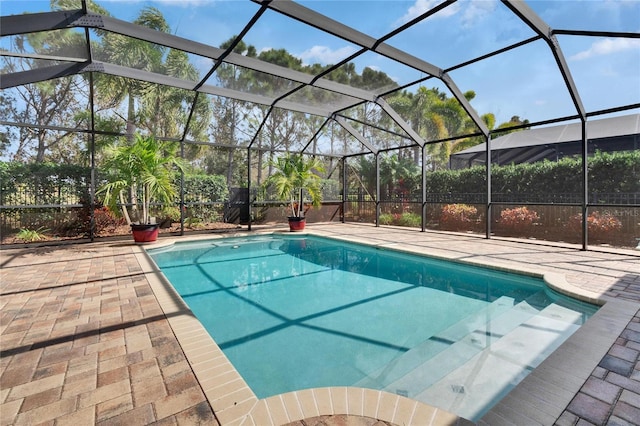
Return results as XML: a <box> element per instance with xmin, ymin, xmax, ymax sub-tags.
<box><xmin>148</xmin><ymin>234</ymin><xmax>598</xmax><ymax>421</ymax></box>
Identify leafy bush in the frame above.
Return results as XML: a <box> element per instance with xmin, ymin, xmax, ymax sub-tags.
<box><xmin>0</xmin><ymin>161</ymin><xmax>90</xmax><ymax>206</ymax></box>
<box><xmin>158</xmin><ymin>206</ymin><xmax>181</xmax><ymax>222</ymax></box>
<box><xmin>588</xmin><ymin>150</ymin><xmax>640</xmax><ymax>194</ymax></box>
<box><xmin>16</xmin><ymin>227</ymin><xmax>48</xmax><ymax>242</ymax></box>
<box><xmin>440</xmin><ymin>204</ymin><xmax>478</xmax><ymax>231</ymax></box>
<box><xmin>185</xmin><ymin>216</ymin><xmax>204</xmax><ymax>229</ymax></box>
<box><xmin>378</xmin><ymin>213</ymin><xmax>394</xmax><ymax>225</ymax></box>
<box><xmin>397</xmin><ymin>212</ymin><xmax>422</xmax><ymax>228</ymax></box>
<box><xmin>568</xmin><ymin>211</ymin><xmax>623</xmax><ymax>240</ymax></box>
<box><xmin>497</xmin><ymin>207</ymin><xmax>540</xmax><ymax>232</ymax></box>
<box><xmin>183</xmin><ymin>174</ymin><xmax>229</xmax><ymax>203</ymax></box>
<box><xmin>424</xmin><ymin>151</ymin><xmax>640</xmax><ymax>203</ymax></box>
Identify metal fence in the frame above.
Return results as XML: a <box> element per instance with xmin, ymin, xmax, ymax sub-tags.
<box><xmin>2</xmin><ymin>186</ymin><xmax>638</xmax><ymax>248</ymax></box>
<box><xmin>341</xmin><ymin>199</ymin><xmax>639</xmax><ymax>248</ymax></box>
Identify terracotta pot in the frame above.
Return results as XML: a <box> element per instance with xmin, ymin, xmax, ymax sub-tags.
<box><xmin>131</xmin><ymin>224</ymin><xmax>159</xmax><ymax>243</ymax></box>
<box><xmin>288</xmin><ymin>216</ymin><xmax>306</xmax><ymax>232</ymax></box>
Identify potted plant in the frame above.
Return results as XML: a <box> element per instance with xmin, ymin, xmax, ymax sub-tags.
<box><xmin>264</xmin><ymin>153</ymin><xmax>324</xmax><ymax>231</ymax></box>
<box><xmin>97</xmin><ymin>133</ymin><xmax>184</xmax><ymax>243</ymax></box>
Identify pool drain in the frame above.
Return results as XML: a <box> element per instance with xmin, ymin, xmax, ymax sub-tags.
<box><xmin>451</xmin><ymin>384</ymin><xmax>465</xmax><ymax>394</ymax></box>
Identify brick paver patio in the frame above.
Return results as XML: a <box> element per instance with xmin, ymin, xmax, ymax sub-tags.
<box><xmin>0</xmin><ymin>242</ymin><xmax>218</xmax><ymax>425</ymax></box>
<box><xmin>1</xmin><ymin>223</ymin><xmax>638</xmax><ymax>425</ymax></box>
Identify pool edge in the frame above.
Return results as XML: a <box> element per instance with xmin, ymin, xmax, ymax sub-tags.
<box><xmin>135</xmin><ymin>231</ymin><xmax>635</xmax><ymax>426</ymax></box>
<box><xmin>134</xmin><ymin>239</ymin><xmax>465</xmax><ymax>425</ymax></box>
<box><xmin>307</xmin><ymin>230</ymin><xmax>609</xmax><ymax>306</ymax></box>
<box><xmin>479</xmin><ymin>297</ymin><xmax>637</xmax><ymax>425</ymax></box>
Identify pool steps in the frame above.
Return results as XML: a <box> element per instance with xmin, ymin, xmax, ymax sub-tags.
<box><xmin>417</xmin><ymin>302</ymin><xmax>582</xmax><ymax>419</ymax></box>
<box><xmin>355</xmin><ymin>295</ymin><xmax>517</xmax><ymax>389</ymax></box>
<box><xmin>357</xmin><ymin>296</ymin><xmax>582</xmax><ymax>420</ymax></box>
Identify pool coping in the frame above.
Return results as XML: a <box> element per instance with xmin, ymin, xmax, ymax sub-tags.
<box><xmin>134</xmin><ymin>230</ymin><xmax>638</xmax><ymax>425</ymax></box>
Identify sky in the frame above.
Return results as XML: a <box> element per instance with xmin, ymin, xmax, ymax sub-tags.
<box><xmin>2</xmin><ymin>0</ymin><xmax>639</xmax><ymax>126</ymax></box>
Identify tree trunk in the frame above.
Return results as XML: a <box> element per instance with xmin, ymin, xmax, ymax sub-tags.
<box><xmin>118</xmin><ymin>191</ymin><xmax>132</xmax><ymax>225</ymax></box>
<box><xmin>226</xmin><ymin>148</ymin><xmax>234</xmax><ymax>186</ymax></box>
<box><xmin>298</xmin><ymin>188</ymin><xmax>304</xmax><ymax>217</ymax></box>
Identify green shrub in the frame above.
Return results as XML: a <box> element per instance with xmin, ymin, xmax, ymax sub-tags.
<box><xmin>185</xmin><ymin>216</ymin><xmax>204</xmax><ymax>229</ymax></box>
<box><xmin>183</xmin><ymin>174</ymin><xmax>229</xmax><ymax>203</ymax></box>
<box><xmin>379</xmin><ymin>213</ymin><xmax>394</xmax><ymax>225</ymax></box>
<box><xmin>440</xmin><ymin>204</ymin><xmax>478</xmax><ymax>231</ymax></box>
<box><xmin>158</xmin><ymin>206</ymin><xmax>181</xmax><ymax>222</ymax></box>
<box><xmin>424</xmin><ymin>151</ymin><xmax>640</xmax><ymax>202</ymax></box>
<box><xmin>16</xmin><ymin>227</ymin><xmax>48</xmax><ymax>242</ymax></box>
<box><xmin>397</xmin><ymin>212</ymin><xmax>421</xmax><ymax>228</ymax></box>
<box><xmin>589</xmin><ymin>150</ymin><xmax>640</xmax><ymax>194</ymax></box>
<box><xmin>0</xmin><ymin>161</ymin><xmax>90</xmax><ymax>206</ymax></box>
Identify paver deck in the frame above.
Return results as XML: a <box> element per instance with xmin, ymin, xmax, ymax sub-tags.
<box><xmin>1</xmin><ymin>223</ymin><xmax>638</xmax><ymax>425</ymax></box>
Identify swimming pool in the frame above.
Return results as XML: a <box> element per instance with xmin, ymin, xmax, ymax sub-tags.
<box><xmin>148</xmin><ymin>234</ymin><xmax>599</xmax><ymax>421</ymax></box>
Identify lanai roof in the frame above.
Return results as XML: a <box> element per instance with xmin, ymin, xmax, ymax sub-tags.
<box><xmin>1</xmin><ymin>1</ymin><xmax>639</xmax><ymax>158</ymax></box>
<box><xmin>454</xmin><ymin>112</ymin><xmax>640</xmax><ymax>155</ymax></box>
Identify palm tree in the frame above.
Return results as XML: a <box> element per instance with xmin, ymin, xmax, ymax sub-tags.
<box><xmin>265</xmin><ymin>153</ymin><xmax>325</xmax><ymax>218</ymax></box>
<box><xmin>93</xmin><ymin>7</ymin><xmax>170</xmax><ymax>134</ymax></box>
<box><xmin>138</xmin><ymin>49</ymin><xmax>210</xmax><ymax>140</ymax></box>
<box><xmin>98</xmin><ymin>134</ymin><xmax>184</xmax><ymax>225</ymax></box>
<box><xmin>380</xmin><ymin>153</ymin><xmax>420</xmax><ymax>199</ymax></box>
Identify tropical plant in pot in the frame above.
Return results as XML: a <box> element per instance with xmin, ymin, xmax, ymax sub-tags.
<box><xmin>264</xmin><ymin>153</ymin><xmax>324</xmax><ymax>231</ymax></box>
<box><xmin>97</xmin><ymin>133</ymin><xmax>184</xmax><ymax>242</ymax></box>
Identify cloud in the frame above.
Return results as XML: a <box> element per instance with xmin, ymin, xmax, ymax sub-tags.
<box><xmin>101</xmin><ymin>0</ymin><xmax>210</xmax><ymax>5</ymax></box>
<box><xmin>570</xmin><ymin>38</ymin><xmax>640</xmax><ymax>61</ymax></box>
<box><xmin>395</xmin><ymin>0</ymin><xmax>458</xmax><ymax>26</ymax></box>
<box><xmin>460</xmin><ymin>0</ymin><xmax>497</xmax><ymax>28</ymax></box>
<box><xmin>297</xmin><ymin>45</ymin><xmax>358</xmax><ymax>66</ymax></box>
<box><xmin>393</xmin><ymin>0</ymin><xmax>497</xmax><ymax>30</ymax></box>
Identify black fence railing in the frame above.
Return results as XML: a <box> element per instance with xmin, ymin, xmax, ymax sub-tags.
<box><xmin>349</xmin><ymin>193</ymin><xmax>640</xmax><ymax>205</ymax></box>
<box><xmin>341</xmin><ymin>199</ymin><xmax>639</xmax><ymax>248</ymax></box>
<box><xmin>2</xmin><ymin>189</ymin><xmax>638</xmax><ymax>248</ymax></box>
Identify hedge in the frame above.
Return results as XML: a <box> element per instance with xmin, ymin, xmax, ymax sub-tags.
<box><xmin>0</xmin><ymin>161</ymin><xmax>229</xmax><ymax>206</ymax></box>
<box><xmin>2</xmin><ymin>150</ymin><xmax>638</xmax><ymax>207</ymax></box>
<box><xmin>426</xmin><ymin>151</ymin><xmax>639</xmax><ymax>203</ymax></box>
<box><xmin>0</xmin><ymin>162</ymin><xmax>91</xmax><ymax>205</ymax></box>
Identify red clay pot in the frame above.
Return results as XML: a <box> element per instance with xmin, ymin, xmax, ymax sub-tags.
<box><xmin>288</xmin><ymin>217</ymin><xmax>306</xmax><ymax>232</ymax></box>
<box><xmin>131</xmin><ymin>224</ymin><xmax>159</xmax><ymax>243</ymax></box>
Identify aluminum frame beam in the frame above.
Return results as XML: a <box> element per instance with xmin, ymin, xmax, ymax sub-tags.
<box><xmin>502</xmin><ymin>0</ymin><xmax>586</xmax><ymax>119</ymax></box>
<box><xmin>0</xmin><ymin>57</ymin><xmax>336</xmax><ymax>117</ymax></box>
<box><xmin>1</xmin><ymin>51</ymin><xmax>87</xmax><ymax>63</ymax></box>
<box><xmin>1</xmin><ymin>11</ymin><xmax>378</xmax><ymax>108</ymax></box>
<box><xmin>1</xmin><ymin>62</ymin><xmax>94</xmax><ymax>89</ymax></box>
<box><xmin>0</xmin><ymin>10</ymin><xmax>85</xmax><ymax>35</ymax></box>
<box><xmin>376</xmin><ymin>97</ymin><xmax>427</xmax><ymax>147</ymax></box>
<box><xmin>256</xmin><ymin>0</ymin><xmax>442</xmax><ymax>77</ymax></box>
<box><xmin>335</xmin><ymin>113</ymin><xmax>413</xmax><ymax>142</ymax></box>
<box><xmin>94</xmin><ymin>63</ymin><xmax>334</xmax><ymax>117</ymax></box>
<box><xmin>1</xmin><ymin>6</ymin><xmax>481</xmax><ymax>144</ymax></box>
<box><xmin>259</xmin><ymin>0</ymin><xmax>490</xmax><ymax>137</ymax></box>
<box><xmin>333</xmin><ymin>116</ymin><xmax>378</xmax><ymax>155</ymax></box>
<box><xmin>300</xmin><ymin>117</ymin><xmax>332</xmax><ymax>154</ymax></box>
<box><xmin>254</xmin><ymin>0</ymin><xmax>378</xmax><ymax>51</ymax></box>
<box><xmin>440</xmin><ymin>73</ymin><xmax>490</xmax><ymax>136</ymax></box>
